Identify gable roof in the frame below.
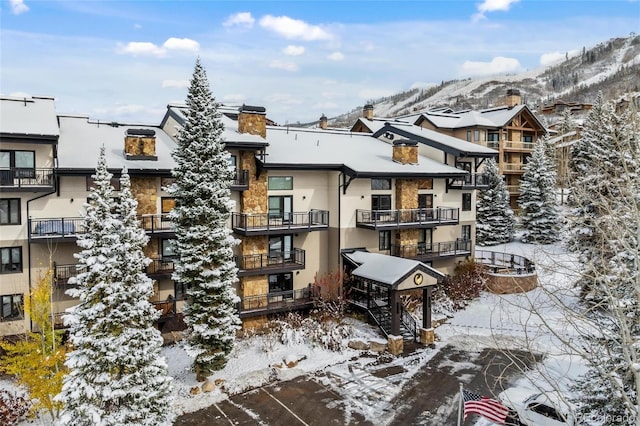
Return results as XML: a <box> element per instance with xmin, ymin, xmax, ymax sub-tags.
<box><xmin>260</xmin><ymin>125</ymin><xmax>467</xmax><ymax>178</ymax></box>
<box><xmin>415</xmin><ymin>104</ymin><xmax>546</xmax><ymax>132</ymax></box>
<box><xmin>0</xmin><ymin>96</ymin><xmax>60</xmax><ymax>140</ymax></box>
<box><xmin>343</xmin><ymin>251</ymin><xmax>444</xmax><ymax>287</ymax></box>
<box><xmin>374</xmin><ymin>122</ymin><xmax>498</xmax><ymax>158</ymax></box>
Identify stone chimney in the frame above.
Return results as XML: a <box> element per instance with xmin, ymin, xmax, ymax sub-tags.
<box><xmin>505</xmin><ymin>89</ymin><xmax>522</xmax><ymax>108</ymax></box>
<box><xmin>238</xmin><ymin>104</ymin><xmax>267</xmax><ymax>138</ymax></box>
<box><xmin>319</xmin><ymin>114</ymin><xmax>328</xmax><ymax>129</ymax></box>
<box><xmin>363</xmin><ymin>104</ymin><xmax>374</xmax><ymax>121</ymax></box>
<box><xmin>124</xmin><ymin>129</ymin><xmax>157</xmax><ymax>160</ymax></box>
<box><xmin>392</xmin><ymin>140</ymin><xmax>418</xmax><ymax>165</ymax></box>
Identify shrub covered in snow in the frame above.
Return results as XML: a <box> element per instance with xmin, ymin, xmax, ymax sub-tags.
<box><xmin>0</xmin><ymin>390</ymin><xmax>30</xmax><ymax>426</ymax></box>
<box><xmin>258</xmin><ymin>313</ymin><xmax>354</xmax><ymax>352</ymax></box>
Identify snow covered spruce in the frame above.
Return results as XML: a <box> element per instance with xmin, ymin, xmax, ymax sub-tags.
<box><xmin>475</xmin><ymin>158</ymin><xmax>515</xmax><ymax>246</ymax></box>
<box><xmin>166</xmin><ymin>58</ymin><xmax>241</xmax><ymax>379</ymax></box>
<box><xmin>57</xmin><ymin>148</ymin><xmax>174</xmax><ymax>425</ymax></box>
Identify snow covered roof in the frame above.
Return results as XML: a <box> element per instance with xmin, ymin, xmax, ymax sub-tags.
<box><xmin>261</xmin><ymin>126</ymin><xmax>467</xmax><ymax>177</ymax></box>
<box><xmin>416</xmin><ymin>104</ymin><xmax>545</xmax><ymax>131</ymax></box>
<box><xmin>0</xmin><ymin>95</ymin><xmax>59</xmax><ymax>139</ymax></box>
<box><xmin>349</xmin><ymin>117</ymin><xmax>412</xmax><ymax>133</ymax></box>
<box><xmin>343</xmin><ymin>251</ymin><xmax>444</xmax><ymax>287</ymax></box>
<box><xmin>56</xmin><ymin>115</ymin><xmax>176</xmax><ymax>172</ymax></box>
<box><xmin>162</xmin><ymin>104</ymin><xmax>268</xmax><ymax>148</ymax></box>
<box><xmin>375</xmin><ymin>122</ymin><xmax>498</xmax><ymax>158</ymax></box>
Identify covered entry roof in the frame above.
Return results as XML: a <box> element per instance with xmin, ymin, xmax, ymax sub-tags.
<box><xmin>343</xmin><ymin>251</ymin><xmax>444</xmax><ymax>289</ymax></box>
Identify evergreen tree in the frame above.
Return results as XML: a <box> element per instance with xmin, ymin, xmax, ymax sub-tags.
<box><xmin>476</xmin><ymin>158</ymin><xmax>515</xmax><ymax>245</ymax></box>
<box><xmin>58</xmin><ymin>151</ymin><xmax>174</xmax><ymax>425</ymax></box>
<box><xmin>518</xmin><ymin>138</ymin><xmax>563</xmax><ymax>243</ymax></box>
<box><xmin>568</xmin><ymin>100</ymin><xmax>640</xmax><ymax>422</ymax></box>
<box><xmin>167</xmin><ymin>58</ymin><xmax>240</xmax><ymax>378</ymax></box>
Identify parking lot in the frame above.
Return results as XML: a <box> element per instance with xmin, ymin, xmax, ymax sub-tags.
<box><xmin>176</xmin><ymin>344</ymin><xmax>537</xmax><ymax>425</ymax></box>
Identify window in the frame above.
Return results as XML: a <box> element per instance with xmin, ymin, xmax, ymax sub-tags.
<box><xmin>268</xmin><ymin>176</ymin><xmax>293</xmax><ymax>190</ymax></box>
<box><xmin>161</xmin><ymin>197</ymin><xmax>175</xmax><ymax>214</ymax></box>
<box><xmin>268</xmin><ymin>273</ymin><xmax>293</xmax><ymax>294</ymax></box>
<box><xmin>523</xmin><ymin>135</ymin><xmax>533</xmax><ymax>143</ymax></box>
<box><xmin>0</xmin><ymin>150</ymin><xmax>35</xmax><ymax>181</ymax></box>
<box><xmin>0</xmin><ymin>247</ymin><xmax>22</xmax><ymax>274</ymax></box>
<box><xmin>379</xmin><ymin>230</ymin><xmax>391</xmax><ymax>251</ymax></box>
<box><xmin>161</xmin><ymin>177</ymin><xmax>175</xmax><ymax>189</ymax></box>
<box><xmin>175</xmin><ymin>282</ymin><xmax>186</xmax><ymax>301</ymax></box>
<box><xmin>419</xmin><ymin>229</ymin><xmax>432</xmax><ymax>253</ymax></box>
<box><xmin>372</xmin><ymin>195</ymin><xmax>391</xmax><ymax>211</ymax></box>
<box><xmin>268</xmin><ymin>195</ymin><xmax>293</xmax><ymax>221</ymax></box>
<box><xmin>269</xmin><ymin>235</ymin><xmax>292</xmax><ymax>259</ymax></box>
<box><xmin>0</xmin><ymin>199</ymin><xmax>20</xmax><ymax>225</ymax></box>
<box><xmin>161</xmin><ymin>239</ymin><xmax>176</xmax><ymax>258</ymax></box>
<box><xmin>418</xmin><ymin>194</ymin><xmax>433</xmax><ymax>209</ymax></box>
<box><xmin>86</xmin><ymin>176</ymin><xmax>121</xmax><ymax>191</ymax></box>
<box><xmin>474</xmin><ymin>130</ymin><xmax>480</xmax><ymax>142</ymax></box>
<box><xmin>466</xmin><ymin>131</ymin><xmax>472</xmax><ymax>142</ymax></box>
<box><xmin>1</xmin><ymin>294</ymin><xmax>23</xmax><ymax>321</ymax></box>
<box><xmin>371</xmin><ymin>178</ymin><xmax>391</xmax><ymax>190</ymax></box>
<box><xmin>461</xmin><ymin>225</ymin><xmax>471</xmax><ymax>241</ymax></box>
<box><xmin>488</xmin><ymin>132</ymin><xmax>500</xmax><ymax>142</ymax></box>
<box><xmin>462</xmin><ymin>193</ymin><xmax>472</xmax><ymax>211</ymax></box>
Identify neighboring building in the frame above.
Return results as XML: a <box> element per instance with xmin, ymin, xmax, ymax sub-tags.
<box><xmin>540</xmin><ymin>99</ymin><xmax>593</xmax><ymax>115</ymax></box>
<box><xmin>1</xmin><ymin>95</ymin><xmax>498</xmax><ymax>340</ymax></box>
<box><xmin>353</xmin><ymin>90</ymin><xmax>547</xmax><ymax>209</ymax></box>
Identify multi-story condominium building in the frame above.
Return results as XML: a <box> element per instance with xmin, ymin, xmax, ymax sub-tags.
<box><xmin>353</xmin><ymin>91</ymin><xmax>547</xmax><ymax>209</ymax></box>
<box><xmin>1</xmin><ymin>95</ymin><xmax>497</xmax><ymax>340</ymax></box>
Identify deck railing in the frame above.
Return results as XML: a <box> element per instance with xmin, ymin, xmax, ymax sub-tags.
<box><xmin>237</xmin><ymin>286</ymin><xmax>317</xmax><ymax>316</ymax></box>
<box><xmin>448</xmin><ymin>173</ymin><xmax>489</xmax><ymax>189</ymax></box>
<box><xmin>235</xmin><ymin>249</ymin><xmax>305</xmax><ymax>275</ymax></box>
<box><xmin>475</xmin><ymin>250</ymin><xmax>535</xmax><ymax>274</ymax></box>
<box><xmin>29</xmin><ymin>214</ymin><xmax>173</xmax><ymax>239</ymax></box>
<box><xmin>232</xmin><ymin>210</ymin><xmax>329</xmax><ymax>234</ymax></box>
<box><xmin>390</xmin><ymin>239</ymin><xmax>471</xmax><ymax>260</ymax></box>
<box><xmin>0</xmin><ymin>167</ymin><xmax>55</xmax><ymax>189</ymax></box>
<box><xmin>356</xmin><ymin>207</ymin><xmax>459</xmax><ymax>229</ymax></box>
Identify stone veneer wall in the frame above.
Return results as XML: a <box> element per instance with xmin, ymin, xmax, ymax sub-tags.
<box><xmin>237</xmin><ymin>113</ymin><xmax>266</xmax><ymax>138</ymax></box>
<box><xmin>130</xmin><ymin>177</ymin><xmax>157</xmax><ymax>215</ymax></box>
<box><xmin>392</xmin><ymin>145</ymin><xmax>418</xmax><ymax>165</ymax></box>
<box><xmin>395</xmin><ymin>179</ymin><xmax>419</xmax><ymax>249</ymax></box>
<box><xmin>485</xmin><ymin>273</ymin><xmax>537</xmax><ymax>294</ymax></box>
<box><xmin>124</xmin><ymin>136</ymin><xmax>156</xmax><ymax>156</ymax></box>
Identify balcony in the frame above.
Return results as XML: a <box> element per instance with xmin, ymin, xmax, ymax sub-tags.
<box><xmin>235</xmin><ymin>249</ymin><xmax>305</xmax><ymax>276</ymax></box>
<box><xmin>232</xmin><ymin>210</ymin><xmax>329</xmax><ymax>236</ymax></box>
<box><xmin>447</xmin><ymin>173</ymin><xmax>489</xmax><ymax>190</ymax></box>
<box><xmin>501</xmin><ymin>163</ymin><xmax>526</xmax><ymax>173</ymax></box>
<box><xmin>237</xmin><ymin>286</ymin><xmax>317</xmax><ymax>318</ymax></box>
<box><xmin>54</xmin><ymin>259</ymin><xmax>174</xmax><ymax>284</ymax></box>
<box><xmin>0</xmin><ymin>168</ymin><xmax>55</xmax><ymax>192</ymax></box>
<box><xmin>54</xmin><ymin>263</ymin><xmax>84</xmax><ymax>286</ymax></box>
<box><xmin>390</xmin><ymin>239</ymin><xmax>472</xmax><ymax>261</ymax></box>
<box><xmin>355</xmin><ymin>207</ymin><xmax>459</xmax><ymax>230</ymax></box>
<box><xmin>147</xmin><ymin>258</ymin><xmax>175</xmax><ymax>278</ymax></box>
<box><xmin>29</xmin><ymin>214</ymin><xmax>174</xmax><ymax>242</ymax></box>
<box><xmin>505</xmin><ymin>184</ymin><xmax>520</xmax><ymax>195</ymax></box>
<box><xmin>230</xmin><ymin>170</ymin><xmax>249</xmax><ymax>191</ymax></box>
<box><xmin>503</xmin><ymin>141</ymin><xmax>535</xmax><ymax>152</ymax></box>
<box><xmin>486</xmin><ymin>141</ymin><xmax>500</xmax><ymax>149</ymax></box>
<box><xmin>54</xmin><ymin>299</ymin><xmax>177</xmax><ymax>329</ymax></box>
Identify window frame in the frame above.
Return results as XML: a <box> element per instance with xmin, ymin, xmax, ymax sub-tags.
<box><xmin>268</xmin><ymin>176</ymin><xmax>293</xmax><ymax>190</ymax></box>
<box><xmin>0</xmin><ymin>150</ymin><xmax>35</xmax><ymax>179</ymax></box>
<box><xmin>371</xmin><ymin>194</ymin><xmax>392</xmax><ymax>211</ymax></box>
<box><xmin>379</xmin><ymin>230</ymin><xmax>391</xmax><ymax>251</ymax></box>
<box><xmin>86</xmin><ymin>176</ymin><xmax>121</xmax><ymax>191</ymax></box>
<box><xmin>268</xmin><ymin>273</ymin><xmax>293</xmax><ymax>294</ymax></box>
<box><xmin>161</xmin><ymin>238</ymin><xmax>176</xmax><ymax>258</ymax></box>
<box><xmin>0</xmin><ymin>246</ymin><xmax>22</xmax><ymax>274</ymax></box>
<box><xmin>462</xmin><ymin>193</ymin><xmax>472</xmax><ymax>211</ymax></box>
<box><xmin>461</xmin><ymin>225</ymin><xmax>471</xmax><ymax>241</ymax></box>
<box><xmin>1</xmin><ymin>294</ymin><xmax>23</xmax><ymax>321</ymax></box>
<box><xmin>371</xmin><ymin>178</ymin><xmax>391</xmax><ymax>190</ymax></box>
<box><xmin>0</xmin><ymin>198</ymin><xmax>21</xmax><ymax>225</ymax></box>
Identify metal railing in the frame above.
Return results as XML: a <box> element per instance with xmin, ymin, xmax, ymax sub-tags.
<box><xmin>448</xmin><ymin>173</ymin><xmax>490</xmax><ymax>189</ymax></box>
<box><xmin>146</xmin><ymin>259</ymin><xmax>175</xmax><ymax>276</ymax></box>
<box><xmin>356</xmin><ymin>207</ymin><xmax>459</xmax><ymax>229</ymax></box>
<box><xmin>54</xmin><ymin>263</ymin><xmax>85</xmax><ymax>285</ymax></box>
<box><xmin>231</xmin><ymin>170</ymin><xmax>249</xmax><ymax>189</ymax></box>
<box><xmin>391</xmin><ymin>239</ymin><xmax>471</xmax><ymax>260</ymax></box>
<box><xmin>232</xmin><ymin>210</ymin><xmax>329</xmax><ymax>234</ymax></box>
<box><xmin>475</xmin><ymin>250</ymin><xmax>535</xmax><ymax>274</ymax></box>
<box><xmin>401</xmin><ymin>307</ymin><xmax>417</xmax><ymax>342</ymax></box>
<box><xmin>502</xmin><ymin>163</ymin><xmax>526</xmax><ymax>172</ymax></box>
<box><xmin>139</xmin><ymin>214</ymin><xmax>173</xmax><ymax>234</ymax></box>
<box><xmin>237</xmin><ymin>286</ymin><xmax>317</xmax><ymax>316</ymax></box>
<box><xmin>504</xmin><ymin>141</ymin><xmax>535</xmax><ymax>151</ymax></box>
<box><xmin>30</xmin><ymin>217</ymin><xmax>84</xmax><ymax>239</ymax></box>
<box><xmin>235</xmin><ymin>249</ymin><xmax>305</xmax><ymax>274</ymax></box>
<box><xmin>0</xmin><ymin>167</ymin><xmax>55</xmax><ymax>189</ymax></box>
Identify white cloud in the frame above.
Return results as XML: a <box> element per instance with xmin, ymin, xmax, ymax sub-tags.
<box><xmin>473</xmin><ymin>0</ymin><xmax>520</xmax><ymax>21</ymax></box>
<box><xmin>162</xmin><ymin>37</ymin><xmax>200</xmax><ymax>52</ymax></box>
<box><xmin>9</xmin><ymin>0</ymin><xmax>29</xmax><ymax>15</ymax></box>
<box><xmin>283</xmin><ymin>45</ymin><xmax>305</xmax><ymax>56</ymax></box>
<box><xmin>358</xmin><ymin>88</ymin><xmax>396</xmax><ymax>101</ymax></box>
<box><xmin>116</xmin><ymin>37</ymin><xmax>199</xmax><ymax>57</ymax></box>
<box><xmin>264</xmin><ymin>93</ymin><xmax>303</xmax><ymax>106</ymax></box>
<box><xmin>161</xmin><ymin>79</ymin><xmax>189</xmax><ymax>89</ymax></box>
<box><xmin>259</xmin><ymin>15</ymin><xmax>332</xmax><ymax>41</ymax></box>
<box><xmin>223</xmin><ymin>12</ymin><xmax>255</xmax><ymax>28</ymax></box>
<box><xmin>269</xmin><ymin>60</ymin><xmax>299</xmax><ymax>72</ymax></box>
<box><xmin>116</xmin><ymin>41</ymin><xmax>166</xmax><ymax>57</ymax></box>
<box><xmin>410</xmin><ymin>82</ymin><xmax>437</xmax><ymax>90</ymax></box>
<box><xmin>133</xmin><ymin>23</ymin><xmax>142</xmax><ymax>30</ymax></box>
<box><xmin>222</xmin><ymin>93</ymin><xmax>247</xmax><ymax>104</ymax></box>
<box><xmin>460</xmin><ymin>56</ymin><xmax>521</xmax><ymax>76</ymax></box>
<box><xmin>312</xmin><ymin>101</ymin><xmax>339</xmax><ymax>110</ymax></box>
<box><xmin>327</xmin><ymin>52</ymin><xmax>344</xmax><ymax>61</ymax></box>
<box><xmin>539</xmin><ymin>49</ymin><xmax>579</xmax><ymax>66</ymax></box>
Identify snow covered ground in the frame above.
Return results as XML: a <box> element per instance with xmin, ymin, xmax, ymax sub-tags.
<box><xmin>3</xmin><ymin>239</ymin><xmax>589</xmax><ymax>425</ymax></box>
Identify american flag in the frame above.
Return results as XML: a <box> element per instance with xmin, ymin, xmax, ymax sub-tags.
<box><xmin>462</xmin><ymin>389</ymin><xmax>509</xmax><ymax>424</ymax></box>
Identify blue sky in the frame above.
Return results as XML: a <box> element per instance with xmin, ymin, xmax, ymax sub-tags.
<box><xmin>1</xmin><ymin>0</ymin><xmax>638</xmax><ymax>124</ymax></box>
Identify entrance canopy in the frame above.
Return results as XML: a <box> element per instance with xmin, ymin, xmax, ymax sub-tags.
<box><xmin>343</xmin><ymin>251</ymin><xmax>444</xmax><ymax>290</ymax></box>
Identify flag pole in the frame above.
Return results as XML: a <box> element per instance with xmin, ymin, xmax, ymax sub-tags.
<box><xmin>457</xmin><ymin>383</ymin><xmax>463</xmax><ymax>426</ymax></box>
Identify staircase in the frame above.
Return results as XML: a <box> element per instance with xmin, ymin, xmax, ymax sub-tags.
<box><xmin>367</xmin><ymin>305</ymin><xmax>417</xmax><ymax>342</ymax></box>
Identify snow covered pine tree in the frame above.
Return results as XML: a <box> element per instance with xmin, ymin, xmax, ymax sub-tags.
<box><xmin>476</xmin><ymin>158</ymin><xmax>515</xmax><ymax>245</ymax></box>
<box><xmin>167</xmin><ymin>58</ymin><xmax>241</xmax><ymax>379</ymax></box>
<box><xmin>58</xmin><ymin>149</ymin><xmax>173</xmax><ymax>425</ymax></box>
<box><xmin>518</xmin><ymin>135</ymin><xmax>563</xmax><ymax>243</ymax></box>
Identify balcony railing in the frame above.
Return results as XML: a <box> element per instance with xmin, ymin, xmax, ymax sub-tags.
<box><xmin>448</xmin><ymin>173</ymin><xmax>489</xmax><ymax>189</ymax></box>
<box><xmin>0</xmin><ymin>167</ymin><xmax>55</xmax><ymax>191</ymax></box>
<box><xmin>235</xmin><ymin>248</ymin><xmax>305</xmax><ymax>276</ymax></box>
<box><xmin>390</xmin><ymin>239</ymin><xmax>472</xmax><ymax>261</ymax></box>
<box><xmin>146</xmin><ymin>258</ymin><xmax>175</xmax><ymax>277</ymax></box>
<box><xmin>475</xmin><ymin>250</ymin><xmax>535</xmax><ymax>274</ymax></box>
<box><xmin>505</xmin><ymin>184</ymin><xmax>520</xmax><ymax>194</ymax></box>
<box><xmin>237</xmin><ymin>286</ymin><xmax>317</xmax><ymax>318</ymax></box>
<box><xmin>486</xmin><ymin>141</ymin><xmax>500</xmax><ymax>149</ymax></box>
<box><xmin>54</xmin><ymin>263</ymin><xmax>85</xmax><ymax>285</ymax></box>
<box><xmin>501</xmin><ymin>163</ymin><xmax>526</xmax><ymax>172</ymax></box>
<box><xmin>504</xmin><ymin>141</ymin><xmax>535</xmax><ymax>151</ymax></box>
<box><xmin>29</xmin><ymin>214</ymin><xmax>174</xmax><ymax>241</ymax></box>
<box><xmin>232</xmin><ymin>210</ymin><xmax>329</xmax><ymax>235</ymax></box>
<box><xmin>230</xmin><ymin>170</ymin><xmax>249</xmax><ymax>190</ymax></box>
<box><xmin>356</xmin><ymin>207</ymin><xmax>459</xmax><ymax>230</ymax></box>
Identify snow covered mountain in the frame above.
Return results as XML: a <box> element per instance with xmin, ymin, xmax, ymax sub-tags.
<box><xmin>328</xmin><ymin>34</ymin><xmax>640</xmax><ymax>127</ymax></box>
